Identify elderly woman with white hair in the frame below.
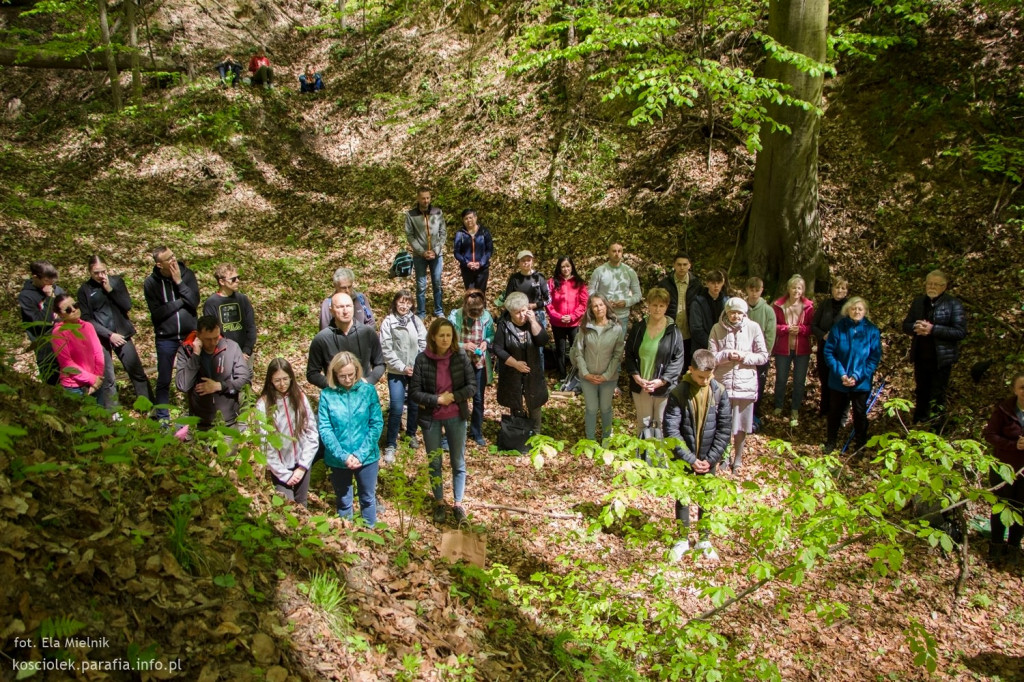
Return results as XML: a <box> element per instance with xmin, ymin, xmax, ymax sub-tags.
<box><xmin>709</xmin><ymin>297</ymin><xmax>769</xmax><ymax>472</ymax></box>
<box><xmin>319</xmin><ymin>266</ymin><xmax>374</xmax><ymax>329</ymax></box>
<box><xmin>823</xmin><ymin>296</ymin><xmax>882</xmax><ymax>453</ymax></box>
<box><xmin>493</xmin><ymin>291</ymin><xmax>550</xmax><ymax>434</ymax></box>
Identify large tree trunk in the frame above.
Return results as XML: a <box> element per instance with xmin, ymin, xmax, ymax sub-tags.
<box><xmin>745</xmin><ymin>0</ymin><xmax>828</xmax><ymax>293</ymax></box>
<box><xmin>97</xmin><ymin>0</ymin><xmax>123</xmax><ymax>111</ymax></box>
<box><xmin>0</xmin><ymin>48</ymin><xmax>184</xmax><ymax>72</ymax></box>
<box><xmin>125</xmin><ymin>0</ymin><xmax>143</xmax><ymax>104</ymax></box>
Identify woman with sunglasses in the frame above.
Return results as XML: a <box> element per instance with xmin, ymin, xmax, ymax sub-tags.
<box><xmin>50</xmin><ymin>294</ymin><xmax>108</xmax><ymax>400</ymax></box>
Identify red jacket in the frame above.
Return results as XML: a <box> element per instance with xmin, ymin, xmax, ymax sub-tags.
<box><xmin>984</xmin><ymin>397</ymin><xmax>1024</xmax><ymax>470</ymax></box>
<box><xmin>249</xmin><ymin>55</ymin><xmax>270</xmax><ymax>74</ymax></box>
<box><xmin>771</xmin><ymin>295</ymin><xmax>815</xmax><ymax>356</ymax></box>
<box><xmin>547</xmin><ymin>278</ymin><xmax>588</xmax><ymax>328</ymax></box>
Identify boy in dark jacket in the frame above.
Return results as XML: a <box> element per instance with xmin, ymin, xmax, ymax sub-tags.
<box><xmin>663</xmin><ymin>349</ymin><xmax>732</xmax><ymax>561</ymax></box>
<box><xmin>901</xmin><ymin>270</ymin><xmax>967</xmax><ymax>424</ymax></box>
<box><xmin>144</xmin><ymin>246</ymin><xmax>200</xmax><ymax>421</ymax></box>
<box><xmin>18</xmin><ymin>260</ymin><xmax>65</xmax><ymax>385</ymax></box>
<box><xmin>203</xmin><ymin>263</ymin><xmax>257</xmax><ymax>365</ymax></box>
<box><xmin>175</xmin><ymin>316</ymin><xmax>249</xmax><ymax>431</ymax></box>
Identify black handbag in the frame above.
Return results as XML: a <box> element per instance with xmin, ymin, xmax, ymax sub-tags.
<box><xmin>498</xmin><ymin>413</ymin><xmax>534</xmax><ymax>453</ymax></box>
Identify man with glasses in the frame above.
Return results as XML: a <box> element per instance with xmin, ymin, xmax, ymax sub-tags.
<box><xmin>18</xmin><ymin>260</ymin><xmax>66</xmax><ymax>385</ymax></box>
<box><xmin>203</xmin><ymin>263</ymin><xmax>257</xmax><ymax>371</ymax></box>
<box><xmin>144</xmin><ymin>246</ymin><xmax>199</xmax><ymax>421</ymax></box>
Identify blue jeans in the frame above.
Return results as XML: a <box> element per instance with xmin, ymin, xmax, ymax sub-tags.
<box><xmin>423</xmin><ymin>417</ymin><xmax>467</xmax><ymax>503</ymax></box>
<box><xmin>386</xmin><ymin>373</ymin><xmax>420</xmax><ymax>447</ymax></box>
<box><xmin>330</xmin><ymin>460</ymin><xmax>379</xmax><ymax>526</ymax></box>
<box><xmin>469</xmin><ymin>366</ymin><xmax>486</xmax><ymax>440</ymax></box>
<box><xmin>774</xmin><ymin>352</ymin><xmax>810</xmax><ymax>411</ymax></box>
<box><xmin>580</xmin><ymin>379</ymin><xmax>616</xmax><ymax>440</ymax></box>
<box><xmin>413</xmin><ymin>255</ymin><xmax>444</xmax><ymax>318</ymax></box>
<box><xmin>154</xmin><ymin>338</ymin><xmax>181</xmax><ymax>420</ymax></box>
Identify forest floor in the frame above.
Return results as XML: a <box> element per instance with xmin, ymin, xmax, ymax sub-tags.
<box><xmin>2</xmin><ymin>0</ymin><xmax>1024</xmax><ymax>680</ymax></box>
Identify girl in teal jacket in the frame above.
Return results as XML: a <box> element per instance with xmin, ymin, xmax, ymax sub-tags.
<box><xmin>319</xmin><ymin>351</ymin><xmax>384</xmax><ymax>525</ymax></box>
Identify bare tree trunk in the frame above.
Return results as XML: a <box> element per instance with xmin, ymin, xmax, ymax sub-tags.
<box><xmin>745</xmin><ymin>0</ymin><xmax>828</xmax><ymax>292</ymax></box>
<box><xmin>337</xmin><ymin>0</ymin><xmax>346</xmax><ymax>30</ymax></box>
<box><xmin>0</xmin><ymin>48</ymin><xmax>183</xmax><ymax>72</ymax></box>
<box><xmin>97</xmin><ymin>0</ymin><xmax>123</xmax><ymax>111</ymax></box>
<box><xmin>125</xmin><ymin>0</ymin><xmax>143</xmax><ymax>104</ymax></box>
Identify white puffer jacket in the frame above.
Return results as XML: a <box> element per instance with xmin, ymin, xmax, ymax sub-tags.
<box><xmin>708</xmin><ymin>310</ymin><xmax>769</xmax><ymax>401</ymax></box>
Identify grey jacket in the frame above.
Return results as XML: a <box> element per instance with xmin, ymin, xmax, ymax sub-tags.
<box><xmin>380</xmin><ymin>313</ymin><xmax>427</xmax><ymax>375</ymax></box>
<box><xmin>175</xmin><ymin>335</ymin><xmax>249</xmax><ymax>429</ymax></box>
<box><xmin>404</xmin><ymin>205</ymin><xmax>447</xmax><ymax>258</ymax></box>
<box><xmin>570</xmin><ymin>321</ymin><xmax>624</xmax><ymax>381</ymax></box>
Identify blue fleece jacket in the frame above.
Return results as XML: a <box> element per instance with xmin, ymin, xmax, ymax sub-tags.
<box><xmin>318</xmin><ymin>381</ymin><xmax>383</xmax><ymax>468</ymax></box>
<box><xmin>823</xmin><ymin>316</ymin><xmax>882</xmax><ymax>393</ymax></box>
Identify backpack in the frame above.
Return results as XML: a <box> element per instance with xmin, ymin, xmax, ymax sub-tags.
<box><xmin>389</xmin><ymin>250</ymin><xmax>413</xmax><ymax>278</ymax></box>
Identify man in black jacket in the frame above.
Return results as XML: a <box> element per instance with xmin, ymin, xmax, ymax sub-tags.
<box><xmin>307</xmin><ymin>293</ymin><xmax>385</xmax><ymax>389</ymax></box>
<box><xmin>144</xmin><ymin>246</ymin><xmax>200</xmax><ymax>421</ymax></box>
<box><xmin>902</xmin><ymin>270</ymin><xmax>967</xmax><ymax>424</ymax></box>
<box><xmin>18</xmin><ymin>260</ymin><xmax>65</xmax><ymax>385</ymax></box>
<box><xmin>657</xmin><ymin>253</ymin><xmax>703</xmax><ymax>370</ymax></box>
<box><xmin>78</xmin><ymin>257</ymin><xmax>153</xmax><ymax>404</ymax></box>
<box><xmin>663</xmin><ymin>349</ymin><xmax>732</xmax><ymax>562</ymax></box>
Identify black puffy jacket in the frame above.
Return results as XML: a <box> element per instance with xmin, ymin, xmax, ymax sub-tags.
<box><xmin>409</xmin><ymin>349</ymin><xmax>476</xmax><ymax>427</ymax></box>
<box><xmin>901</xmin><ymin>293</ymin><xmax>967</xmax><ymax>369</ymax></box>
<box><xmin>663</xmin><ymin>377</ymin><xmax>732</xmax><ymax>471</ymax></box>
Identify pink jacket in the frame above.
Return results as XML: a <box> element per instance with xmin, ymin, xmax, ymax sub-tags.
<box><xmin>547</xmin><ymin>278</ymin><xmax>588</xmax><ymax>329</ymax></box>
<box><xmin>51</xmin><ymin>320</ymin><xmax>106</xmax><ymax>390</ymax></box>
<box><xmin>772</xmin><ymin>295</ymin><xmax>815</xmax><ymax>356</ymax></box>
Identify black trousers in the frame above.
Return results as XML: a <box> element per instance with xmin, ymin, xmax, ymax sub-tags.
<box><xmin>990</xmin><ymin>468</ymin><xmax>1024</xmax><ymax>548</ymax></box>
<box><xmin>913</xmin><ymin>359</ymin><xmax>952</xmax><ymax>423</ymax></box>
<box><xmin>108</xmin><ymin>338</ymin><xmax>154</xmax><ymax>403</ymax></box>
<box><xmin>816</xmin><ymin>347</ymin><xmax>831</xmax><ymax>416</ymax></box>
<box><xmin>459</xmin><ymin>266</ymin><xmax>489</xmax><ymax>293</ymax></box>
<box><xmin>551</xmin><ymin>326</ymin><xmax>577</xmax><ymax>378</ymax></box>
<box><xmin>827</xmin><ymin>388</ymin><xmax>869</xmax><ymax>448</ymax></box>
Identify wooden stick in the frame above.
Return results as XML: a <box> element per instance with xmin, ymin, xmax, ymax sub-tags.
<box><xmin>477</xmin><ymin>503</ymin><xmax>580</xmax><ymax>520</ymax></box>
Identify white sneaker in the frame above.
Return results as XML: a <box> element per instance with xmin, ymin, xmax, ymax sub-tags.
<box><xmin>790</xmin><ymin>410</ymin><xmax>799</xmax><ymax>427</ymax></box>
<box><xmin>669</xmin><ymin>540</ymin><xmax>690</xmax><ymax>563</ymax></box>
<box><xmin>694</xmin><ymin>540</ymin><xmax>719</xmax><ymax>560</ymax></box>
<box><xmin>383</xmin><ymin>446</ymin><xmax>396</xmax><ymax>464</ymax></box>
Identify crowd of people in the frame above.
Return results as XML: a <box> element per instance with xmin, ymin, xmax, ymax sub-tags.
<box><xmin>20</xmin><ymin>185</ymin><xmax>1023</xmax><ymax>566</ymax></box>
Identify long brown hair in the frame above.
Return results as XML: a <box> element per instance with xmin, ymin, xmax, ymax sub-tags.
<box><xmin>259</xmin><ymin>358</ymin><xmax>307</xmax><ymax>435</ymax></box>
<box><xmin>427</xmin><ymin>318</ymin><xmax>459</xmax><ymax>355</ymax></box>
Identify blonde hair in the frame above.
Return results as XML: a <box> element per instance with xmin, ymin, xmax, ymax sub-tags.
<box><xmin>326</xmin><ymin>351</ymin><xmax>363</xmax><ymax>387</ymax></box>
<box><xmin>840</xmin><ymin>296</ymin><xmax>869</xmax><ymax>317</ymax></box>
<box><xmin>786</xmin><ymin>274</ymin><xmax>806</xmax><ymax>293</ymax></box>
<box><xmin>646</xmin><ymin>287</ymin><xmax>670</xmax><ymax>305</ymax></box>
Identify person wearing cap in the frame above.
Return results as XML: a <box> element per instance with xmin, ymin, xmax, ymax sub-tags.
<box><xmin>404</xmin><ymin>187</ymin><xmax>447</xmax><ymax>319</ymax></box>
<box><xmin>589</xmin><ymin>242</ymin><xmax>642</xmax><ymax>332</ymax></box>
<box><xmin>504</xmin><ymin>250</ymin><xmax>551</xmax><ymax>331</ymax></box>
<box><xmin>708</xmin><ymin>297</ymin><xmax>768</xmax><ymax>472</ymax></box>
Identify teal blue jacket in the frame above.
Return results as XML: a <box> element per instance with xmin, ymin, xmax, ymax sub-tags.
<box><xmin>318</xmin><ymin>381</ymin><xmax>383</xmax><ymax>468</ymax></box>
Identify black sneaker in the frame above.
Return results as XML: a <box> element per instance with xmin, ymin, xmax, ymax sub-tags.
<box><xmin>433</xmin><ymin>504</ymin><xmax>447</xmax><ymax>524</ymax></box>
<box><xmin>453</xmin><ymin>505</ymin><xmax>467</xmax><ymax>525</ymax></box>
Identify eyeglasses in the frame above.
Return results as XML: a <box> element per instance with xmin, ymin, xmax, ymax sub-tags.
<box><xmin>222</xmin><ymin>276</ymin><xmax>240</xmax><ymax>283</ymax></box>
<box><xmin>60</xmin><ymin>303</ymin><xmax>79</xmax><ymax>314</ymax></box>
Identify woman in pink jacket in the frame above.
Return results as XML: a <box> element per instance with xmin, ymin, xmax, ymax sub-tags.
<box><xmin>710</xmin><ymin>297</ymin><xmax>768</xmax><ymax>472</ymax></box>
<box><xmin>772</xmin><ymin>275</ymin><xmax>815</xmax><ymax>427</ymax></box>
<box><xmin>547</xmin><ymin>256</ymin><xmax>588</xmax><ymax>380</ymax></box>
<box><xmin>50</xmin><ymin>294</ymin><xmax>107</xmax><ymax>399</ymax></box>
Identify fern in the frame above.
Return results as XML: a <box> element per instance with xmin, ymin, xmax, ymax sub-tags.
<box><xmin>39</xmin><ymin>615</ymin><xmax>86</xmax><ymax>641</ymax></box>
